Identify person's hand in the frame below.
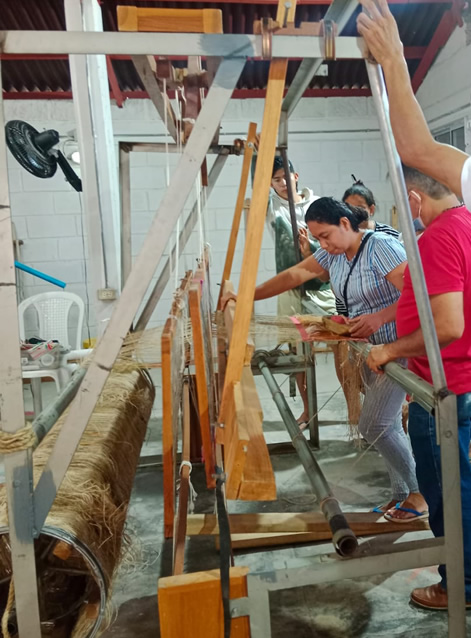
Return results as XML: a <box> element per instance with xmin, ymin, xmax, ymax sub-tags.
<box><xmin>357</xmin><ymin>0</ymin><xmax>404</xmax><ymax>68</ymax></box>
<box><xmin>348</xmin><ymin>312</ymin><xmax>383</xmax><ymax>338</ymax></box>
<box><xmin>298</xmin><ymin>227</ymin><xmax>312</xmax><ymax>259</ymax></box>
<box><xmin>220</xmin><ymin>291</ymin><xmax>237</xmax><ymax>310</ymax></box>
<box><xmin>366</xmin><ymin>344</ymin><xmax>392</xmax><ymax>373</ymax></box>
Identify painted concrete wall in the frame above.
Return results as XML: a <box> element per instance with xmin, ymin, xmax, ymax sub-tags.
<box><xmin>6</xmin><ymin>95</ymin><xmax>395</xmax><ymax>340</ymax></box>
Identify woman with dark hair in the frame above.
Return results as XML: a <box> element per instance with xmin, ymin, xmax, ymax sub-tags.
<box><xmin>342</xmin><ymin>177</ymin><xmax>400</xmax><ymax>238</ymax></box>
<box><xmin>248</xmin><ymin>196</ymin><xmax>428</xmax><ymax>519</ymax></box>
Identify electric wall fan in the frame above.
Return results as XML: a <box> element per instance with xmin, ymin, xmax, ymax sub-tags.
<box><xmin>5</xmin><ymin>120</ymin><xmax>82</xmax><ymax>192</ymax></box>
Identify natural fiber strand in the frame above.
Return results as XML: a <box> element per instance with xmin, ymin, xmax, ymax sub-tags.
<box><xmin>0</xmin><ymin>369</ymin><xmax>154</xmax><ymax>637</ymax></box>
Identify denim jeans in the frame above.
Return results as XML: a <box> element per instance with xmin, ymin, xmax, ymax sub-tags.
<box><xmin>409</xmin><ymin>394</ymin><xmax>471</xmax><ymax>598</ymax></box>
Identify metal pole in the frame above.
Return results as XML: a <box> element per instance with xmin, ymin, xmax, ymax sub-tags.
<box><xmin>0</xmin><ymin>60</ymin><xmax>42</xmax><ymax>638</ymax></box>
<box><xmin>32</xmin><ymin>368</ymin><xmax>86</xmax><ymax>448</ymax></box>
<box><xmin>135</xmin><ymin>150</ymin><xmax>229</xmax><ymax>331</ymax></box>
<box><xmin>366</xmin><ymin>60</ymin><xmax>465</xmax><ymax>637</ymax></box>
<box><xmin>257</xmin><ymin>356</ymin><xmax>357</xmax><ymax>556</ymax></box>
<box><xmin>349</xmin><ymin>342</ymin><xmax>434</xmax><ymax>414</ymax></box>
<box><xmin>33</xmin><ymin>59</ymin><xmax>244</xmax><ymax>532</ymax></box>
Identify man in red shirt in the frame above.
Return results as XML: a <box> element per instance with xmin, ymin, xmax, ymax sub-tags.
<box><xmin>367</xmin><ymin>165</ymin><xmax>471</xmax><ymax>609</ymax></box>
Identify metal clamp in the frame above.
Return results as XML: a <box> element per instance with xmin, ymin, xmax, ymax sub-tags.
<box><xmin>260</xmin><ymin>17</ymin><xmax>273</xmax><ymax>60</ymax></box>
<box><xmin>322</xmin><ymin>19</ymin><xmax>336</xmax><ymax>61</ymax></box>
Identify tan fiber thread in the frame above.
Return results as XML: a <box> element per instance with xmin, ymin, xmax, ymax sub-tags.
<box><xmin>0</xmin><ymin>424</ymin><xmax>37</xmax><ymax>454</ymax></box>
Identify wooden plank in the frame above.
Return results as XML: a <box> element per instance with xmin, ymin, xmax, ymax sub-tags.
<box><xmin>117</xmin><ymin>6</ymin><xmax>223</xmax><ymax>34</ymax></box>
<box><xmin>223</xmin><ymin>367</ymin><xmax>275</xmax><ymax>501</ymax></box>
<box><xmin>158</xmin><ymin>567</ymin><xmax>250</xmax><ymax>638</ymax></box>
<box><xmin>222</xmin><ymin>280</ymin><xmax>254</xmax><ymax>367</ymax></box>
<box><xmin>162</xmin><ymin>273</ymin><xmax>193</xmax><ymax>539</ymax></box>
<box><xmin>173</xmin><ymin>382</ymin><xmax>191</xmax><ymax>575</ymax></box>
<box><xmin>219</xmin><ymin>58</ymin><xmax>288</xmax><ymax>421</ymax></box>
<box><xmin>189</xmin><ymin>276</ymin><xmax>216</xmax><ymax>489</ymax></box>
<box><xmin>217</xmin><ymin>122</ymin><xmax>258</xmax><ymax>310</ymax></box>
<box><xmin>187</xmin><ymin>512</ymin><xmax>430</xmax><ymax>536</ymax></box>
<box><xmin>224</xmin><ymin>382</ymin><xmax>249</xmax><ymax>499</ymax></box>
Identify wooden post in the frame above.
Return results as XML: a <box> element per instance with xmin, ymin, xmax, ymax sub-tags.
<box><xmin>173</xmin><ymin>381</ymin><xmax>191</xmax><ymax>575</ymax></box>
<box><xmin>189</xmin><ymin>274</ymin><xmax>216</xmax><ymax>489</ymax></box>
<box><xmin>219</xmin><ymin>59</ymin><xmax>288</xmax><ymax>421</ymax></box>
<box><xmin>217</xmin><ymin>122</ymin><xmax>258</xmax><ymax>309</ymax></box>
<box><xmin>159</xmin><ymin>567</ymin><xmax>250</xmax><ymax>638</ymax></box>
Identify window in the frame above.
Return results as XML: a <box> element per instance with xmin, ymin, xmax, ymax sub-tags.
<box><xmin>433</xmin><ymin>123</ymin><xmax>466</xmax><ymax>152</ymax></box>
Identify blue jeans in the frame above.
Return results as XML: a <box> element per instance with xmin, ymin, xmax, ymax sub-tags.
<box><xmin>409</xmin><ymin>395</ymin><xmax>471</xmax><ymax>598</ymax></box>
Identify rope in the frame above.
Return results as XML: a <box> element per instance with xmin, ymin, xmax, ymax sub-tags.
<box><xmin>0</xmin><ymin>424</ymin><xmax>37</xmax><ymax>454</ymax></box>
<box><xmin>179</xmin><ymin>460</ymin><xmax>198</xmax><ymax>514</ymax></box>
<box><xmin>1</xmin><ymin>581</ymin><xmax>15</xmax><ymax>638</ymax></box>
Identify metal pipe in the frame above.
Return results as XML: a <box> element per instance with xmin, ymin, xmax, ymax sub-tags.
<box><xmin>349</xmin><ymin>342</ymin><xmax>434</xmax><ymax>414</ymax></box>
<box><xmin>366</xmin><ymin>62</ymin><xmax>447</xmax><ymax>393</ymax></box>
<box><xmin>32</xmin><ymin>367</ymin><xmax>86</xmax><ymax>448</ymax></box>
<box><xmin>257</xmin><ymin>356</ymin><xmax>358</xmax><ymax>556</ymax></box>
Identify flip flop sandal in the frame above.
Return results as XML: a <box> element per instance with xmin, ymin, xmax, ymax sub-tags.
<box><xmin>384</xmin><ymin>504</ymin><xmax>429</xmax><ymax>523</ymax></box>
<box><xmin>371</xmin><ymin>501</ymin><xmax>399</xmax><ymax>514</ymax></box>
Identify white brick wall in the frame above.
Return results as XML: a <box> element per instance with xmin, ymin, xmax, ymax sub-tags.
<box><xmin>6</xmin><ymin>96</ymin><xmax>399</xmax><ymax>339</ymax></box>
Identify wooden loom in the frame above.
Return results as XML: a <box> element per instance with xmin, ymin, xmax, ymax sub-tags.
<box><xmin>120</xmin><ymin>4</ymin><xmax>431</xmax><ymax>636</ymax></box>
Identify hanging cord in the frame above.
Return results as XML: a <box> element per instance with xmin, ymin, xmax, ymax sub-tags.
<box><xmin>215</xmin><ymin>471</ymin><xmax>233</xmax><ymax>638</ymax></box>
<box><xmin>1</xmin><ymin>581</ymin><xmax>15</xmax><ymax>638</ymax></box>
<box><xmin>177</xmin><ymin>460</ymin><xmax>198</xmax><ymax>513</ymax></box>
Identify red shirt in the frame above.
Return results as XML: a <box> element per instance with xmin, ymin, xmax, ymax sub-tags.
<box><xmin>396</xmin><ymin>206</ymin><xmax>471</xmax><ymax>395</ymax></box>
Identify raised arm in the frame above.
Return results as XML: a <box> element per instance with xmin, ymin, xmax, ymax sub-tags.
<box><xmin>357</xmin><ymin>0</ymin><xmax>468</xmax><ymax>198</ymax></box>
<box><xmin>255</xmin><ymin>256</ymin><xmax>328</xmax><ymax>300</ymax></box>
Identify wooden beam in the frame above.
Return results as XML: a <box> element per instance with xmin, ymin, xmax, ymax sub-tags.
<box><xmin>189</xmin><ymin>272</ymin><xmax>216</xmax><ymax>489</ymax></box>
<box><xmin>173</xmin><ymin>381</ymin><xmax>191</xmax><ymax>575</ymax></box>
<box><xmin>131</xmin><ymin>55</ymin><xmax>178</xmax><ymax>142</ymax></box>
<box><xmin>162</xmin><ymin>273</ymin><xmax>193</xmax><ymax>538</ymax></box>
<box><xmin>187</xmin><ymin>512</ymin><xmax>430</xmax><ymax>535</ymax></box>
<box><xmin>217</xmin><ymin>122</ymin><xmax>258</xmax><ymax>310</ymax></box>
<box><xmin>222</xmin><ymin>281</ymin><xmax>254</xmax><ymax>366</ymax></box>
<box><xmin>158</xmin><ymin>567</ymin><xmax>250</xmax><ymax>638</ymax></box>
<box><xmin>219</xmin><ymin>58</ymin><xmax>288</xmax><ymax>421</ymax></box>
<box><xmin>117</xmin><ymin>6</ymin><xmax>223</xmax><ymax>34</ymax></box>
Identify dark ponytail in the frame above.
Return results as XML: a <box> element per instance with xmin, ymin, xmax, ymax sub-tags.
<box><xmin>305</xmin><ymin>196</ymin><xmax>368</xmax><ymax>232</ymax></box>
<box><xmin>342</xmin><ymin>177</ymin><xmax>376</xmax><ymax>208</ymax></box>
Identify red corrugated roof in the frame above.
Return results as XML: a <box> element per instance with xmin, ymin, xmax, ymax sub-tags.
<box><xmin>0</xmin><ymin>0</ymin><xmax>463</xmax><ymax>101</ymax></box>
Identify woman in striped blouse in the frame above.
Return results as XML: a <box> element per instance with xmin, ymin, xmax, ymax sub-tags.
<box><xmin>253</xmin><ymin>197</ymin><xmax>427</xmax><ymax>519</ymax></box>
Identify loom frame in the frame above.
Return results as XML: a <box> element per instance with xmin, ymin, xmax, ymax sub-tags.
<box><xmin>0</xmin><ymin>1</ymin><xmax>466</xmax><ymax>636</ymax></box>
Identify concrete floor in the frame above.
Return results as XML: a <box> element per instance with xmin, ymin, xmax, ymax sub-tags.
<box><xmin>21</xmin><ymin>352</ymin><xmax>470</xmax><ymax>637</ymax></box>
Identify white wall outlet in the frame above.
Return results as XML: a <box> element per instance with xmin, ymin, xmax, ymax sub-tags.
<box><xmin>97</xmin><ymin>288</ymin><xmax>117</xmax><ymax>300</ymax></box>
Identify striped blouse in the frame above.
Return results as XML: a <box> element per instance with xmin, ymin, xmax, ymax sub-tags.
<box><xmin>314</xmin><ymin>231</ymin><xmax>406</xmax><ymax>345</ymax></box>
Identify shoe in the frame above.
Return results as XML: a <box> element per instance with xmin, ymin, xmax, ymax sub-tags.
<box><xmin>411</xmin><ymin>583</ymin><xmax>471</xmax><ymax>610</ymax></box>
<box><xmin>384</xmin><ymin>503</ymin><xmax>429</xmax><ymax>523</ymax></box>
<box><xmin>371</xmin><ymin>501</ymin><xmax>399</xmax><ymax>514</ymax></box>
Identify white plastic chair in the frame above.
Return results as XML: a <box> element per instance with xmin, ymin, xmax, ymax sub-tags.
<box><xmin>18</xmin><ymin>291</ymin><xmax>85</xmax><ymax>414</ymax></box>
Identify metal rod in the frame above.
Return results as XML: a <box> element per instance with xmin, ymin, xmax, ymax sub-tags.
<box><xmin>367</xmin><ymin>60</ymin><xmax>465</xmax><ymax>637</ymax></box>
<box><xmin>257</xmin><ymin>356</ymin><xmax>357</xmax><ymax>556</ymax></box>
<box><xmin>32</xmin><ymin>368</ymin><xmax>86</xmax><ymax>448</ymax></box>
<box><xmin>349</xmin><ymin>341</ymin><xmax>435</xmax><ymax>414</ymax></box>
<box><xmin>280</xmin><ymin>148</ymin><xmax>303</xmax><ymax>266</ymax></box>
<box><xmin>0</xmin><ymin>58</ymin><xmax>42</xmax><ymax>638</ymax></box>
<box><xmin>366</xmin><ymin>62</ymin><xmax>447</xmax><ymax>392</ymax></box>
<box><xmin>135</xmin><ymin>150</ymin><xmax>229</xmax><ymax>331</ymax></box>
<box><xmin>0</xmin><ymin>31</ymin><xmax>365</xmax><ymax>60</ymax></box>
<box><xmin>33</xmin><ymin>59</ymin><xmax>244</xmax><ymax>532</ymax></box>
